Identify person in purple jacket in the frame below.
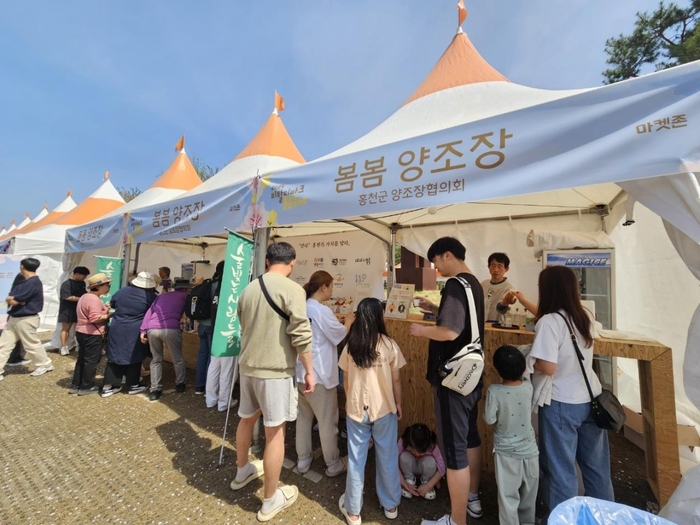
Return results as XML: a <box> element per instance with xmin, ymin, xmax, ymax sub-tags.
<box><xmin>141</xmin><ymin>279</ymin><xmax>191</xmax><ymax>401</ymax></box>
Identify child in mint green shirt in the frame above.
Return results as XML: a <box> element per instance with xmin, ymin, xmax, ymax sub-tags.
<box><xmin>484</xmin><ymin>345</ymin><xmax>539</xmax><ymax>525</ymax></box>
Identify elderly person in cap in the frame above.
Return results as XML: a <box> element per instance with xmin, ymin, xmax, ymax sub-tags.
<box><xmin>69</xmin><ymin>273</ymin><xmax>113</xmax><ymax>395</ymax></box>
<box><xmin>141</xmin><ymin>279</ymin><xmax>191</xmax><ymax>401</ymax></box>
<box><xmin>100</xmin><ymin>271</ymin><xmax>158</xmax><ymax>397</ymax></box>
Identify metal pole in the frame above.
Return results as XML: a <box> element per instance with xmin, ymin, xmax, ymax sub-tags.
<box><xmin>121</xmin><ymin>243</ymin><xmax>132</xmax><ymax>287</ymax></box>
<box><xmin>250</xmin><ymin>227</ymin><xmax>270</xmax><ymax>453</ymax></box>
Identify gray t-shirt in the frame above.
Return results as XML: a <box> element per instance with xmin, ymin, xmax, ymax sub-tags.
<box><xmin>483</xmin><ymin>380</ymin><xmax>539</xmax><ymax>459</ymax></box>
<box><xmin>480</xmin><ymin>278</ymin><xmax>514</xmax><ymax>321</ymax></box>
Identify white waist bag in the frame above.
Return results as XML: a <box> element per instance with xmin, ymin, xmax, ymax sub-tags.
<box><xmin>439</xmin><ymin>276</ymin><xmax>484</xmax><ymax>396</ymax></box>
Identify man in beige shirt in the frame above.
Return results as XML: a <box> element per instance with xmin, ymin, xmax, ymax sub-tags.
<box><xmin>230</xmin><ymin>242</ymin><xmax>315</xmax><ymax>522</ymax></box>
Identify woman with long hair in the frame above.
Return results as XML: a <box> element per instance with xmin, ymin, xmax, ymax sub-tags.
<box><xmin>338</xmin><ymin>297</ymin><xmax>405</xmax><ymax>524</ymax></box>
<box><xmin>69</xmin><ymin>273</ymin><xmax>113</xmax><ymax>395</ymax></box>
<box><xmin>295</xmin><ymin>271</ymin><xmax>354</xmax><ymax>477</ymax></box>
<box><xmin>529</xmin><ymin>266</ymin><xmax>613</xmax><ymax>514</ymax></box>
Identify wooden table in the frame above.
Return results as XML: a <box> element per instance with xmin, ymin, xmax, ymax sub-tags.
<box><xmin>385</xmin><ymin>317</ymin><xmax>681</xmax><ymax>506</ymax></box>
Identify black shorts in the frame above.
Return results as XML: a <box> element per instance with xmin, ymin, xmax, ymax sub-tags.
<box><xmin>433</xmin><ymin>384</ymin><xmax>482</xmax><ymax>470</ymax></box>
<box><xmin>57</xmin><ymin>305</ymin><xmax>78</xmax><ymax>324</ymax></box>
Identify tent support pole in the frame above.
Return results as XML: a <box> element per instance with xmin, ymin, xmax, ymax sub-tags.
<box><xmin>249</xmin><ymin>227</ymin><xmax>268</xmax><ymax>454</ymax></box>
<box><xmin>218</xmin><ymin>227</ymin><xmax>269</xmax><ymax>465</ymax></box>
<box><xmin>121</xmin><ymin>244</ymin><xmax>132</xmax><ymax>287</ymax></box>
<box><xmin>387</xmin><ymin>224</ymin><xmax>398</xmax><ymax>295</ymax></box>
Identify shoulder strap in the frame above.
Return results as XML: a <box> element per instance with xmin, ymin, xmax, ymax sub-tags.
<box><xmin>451</xmin><ymin>276</ymin><xmax>481</xmax><ymax>345</ymax></box>
<box><xmin>258</xmin><ymin>275</ymin><xmax>290</xmax><ymax>322</ymax></box>
<box><xmin>554</xmin><ymin>311</ymin><xmax>595</xmax><ymax>402</ymax></box>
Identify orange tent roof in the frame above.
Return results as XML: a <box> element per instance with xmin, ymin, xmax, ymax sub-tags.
<box><xmin>54</xmin><ymin>175</ymin><xmax>125</xmax><ymax>226</ymax></box>
<box><xmin>403</xmin><ymin>28</ymin><xmax>509</xmax><ymax>106</ymax></box>
<box><xmin>20</xmin><ymin>192</ymin><xmax>77</xmax><ymax>234</ymax></box>
<box><xmin>234</xmin><ymin>111</ymin><xmax>305</xmax><ymax>164</ymax></box>
<box><xmin>4</xmin><ymin>206</ymin><xmax>49</xmax><ymax>239</ymax></box>
<box><xmin>149</xmin><ymin>146</ymin><xmax>202</xmax><ymax>191</ymax></box>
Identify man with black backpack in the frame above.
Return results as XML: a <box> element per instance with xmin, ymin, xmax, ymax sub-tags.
<box><xmin>185</xmin><ymin>276</ymin><xmax>214</xmax><ymax>395</ymax></box>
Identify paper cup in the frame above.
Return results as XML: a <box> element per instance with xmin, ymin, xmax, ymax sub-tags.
<box><xmin>413</xmin><ymin>298</ymin><xmax>420</xmax><ymax>307</ymax></box>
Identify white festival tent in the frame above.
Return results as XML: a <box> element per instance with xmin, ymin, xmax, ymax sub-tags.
<box><xmin>0</xmin><ymin>205</ymin><xmax>50</xmax><ymax>240</ymax></box>
<box><xmin>247</xmin><ymin>26</ymin><xmax>700</xmax><ymax>441</ymax></box>
<box><xmin>62</xmin><ymin>13</ymin><xmax>700</xmax><ymax>463</ymax></box>
<box><xmin>8</xmin><ymin>176</ymin><xmax>124</xmax><ymax>329</ymax></box>
<box><xmin>124</xmin><ymin>16</ymin><xmax>699</xmax><ymax>446</ymax></box>
<box><xmin>62</xmin><ymin>141</ymin><xmax>228</xmax><ymax>288</ymax></box>
<box><xmin>64</xmin><ymin>105</ymin><xmax>307</xmax><ymax>254</ymax></box>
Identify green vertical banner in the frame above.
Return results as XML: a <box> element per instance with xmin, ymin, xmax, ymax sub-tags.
<box><xmin>211</xmin><ymin>232</ymin><xmax>254</xmax><ymax>357</ymax></box>
<box><xmin>95</xmin><ymin>256</ymin><xmax>123</xmax><ymax>305</ymax></box>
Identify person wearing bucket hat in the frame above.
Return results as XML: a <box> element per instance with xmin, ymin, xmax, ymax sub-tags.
<box><xmin>140</xmin><ymin>278</ymin><xmax>192</xmax><ymax>401</ymax></box>
<box><xmin>100</xmin><ymin>271</ymin><xmax>158</xmax><ymax>397</ymax></box>
<box><xmin>70</xmin><ymin>273</ymin><xmax>113</xmax><ymax>395</ymax></box>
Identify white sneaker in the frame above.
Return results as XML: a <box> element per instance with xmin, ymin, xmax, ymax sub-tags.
<box><xmin>29</xmin><ymin>364</ymin><xmax>55</xmax><ymax>377</ymax></box>
<box><xmin>467</xmin><ymin>497</ymin><xmax>483</xmax><ymax>519</ymax></box>
<box><xmin>296</xmin><ymin>457</ymin><xmax>312</xmax><ymax>474</ymax></box>
<box><xmin>421</xmin><ymin>515</ymin><xmax>455</xmax><ymax>525</ymax></box>
<box><xmin>60</xmin><ymin>346</ymin><xmax>69</xmax><ymax>356</ymax></box>
<box><xmin>6</xmin><ymin>359</ymin><xmax>31</xmax><ymax>367</ymax></box>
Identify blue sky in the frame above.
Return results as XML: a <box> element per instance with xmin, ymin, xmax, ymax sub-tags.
<box><xmin>0</xmin><ymin>0</ymin><xmax>666</xmax><ymax>225</ymax></box>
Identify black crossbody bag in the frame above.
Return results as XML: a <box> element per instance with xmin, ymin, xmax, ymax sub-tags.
<box><xmin>258</xmin><ymin>276</ymin><xmax>290</xmax><ymax>322</ymax></box>
<box><xmin>556</xmin><ymin>312</ymin><xmax>626</xmax><ymax>432</ymax></box>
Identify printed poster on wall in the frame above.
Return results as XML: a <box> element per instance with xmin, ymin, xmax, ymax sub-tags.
<box><xmin>211</xmin><ymin>232</ymin><xmax>254</xmax><ymax>357</ymax></box>
<box><xmin>0</xmin><ymin>255</ymin><xmax>24</xmax><ymax>330</ymax></box>
<box><xmin>95</xmin><ymin>256</ymin><xmax>123</xmax><ymax>305</ymax></box>
<box><xmin>286</xmin><ymin>230</ymin><xmax>386</xmax><ymax>313</ymax></box>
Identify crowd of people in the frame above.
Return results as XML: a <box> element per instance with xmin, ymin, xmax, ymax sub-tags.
<box><xmin>0</xmin><ymin>235</ymin><xmax>614</xmax><ymax>524</ymax></box>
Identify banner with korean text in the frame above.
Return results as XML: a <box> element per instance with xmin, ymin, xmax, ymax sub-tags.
<box><xmin>285</xmin><ymin>230</ymin><xmax>386</xmax><ymax>313</ymax></box>
<box><xmin>244</xmin><ymin>62</ymin><xmax>700</xmax><ymax>240</ymax></box>
<box><xmin>0</xmin><ymin>254</ymin><xmax>24</xmax><ymax>330</ymax></box>
<box><xmin>67</xmin><ymin>61</ymin><xmax>700</xmax><ymax>248</ymax></box>
<box><xmin>65</xmin><ymin>214</ymin><xmax>125</xmax><ymax>253</ymax></box>
<box><xmin>95</xmin><ymin>256</ymin><xmax>123</xmax><ymax>305</ymax></box>
<box><xmin>211</xmin><ymin>232</ymin><xmax>254</xmax><ymax>357</ymax></box>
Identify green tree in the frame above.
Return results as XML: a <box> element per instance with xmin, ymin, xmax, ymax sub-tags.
<box><xmin>603</xmin><ymin>0</ymin><xmax>700</xmax><ymax>84</ymax></box>
<box><xmin>118</xmin><ymin>186</ymin><xmax>142</xmax><ymax>202</ymax></box>
<box><xmin>191</xmin><ymin>156</ymin><xmax>220</xmax><ymax>182</ymax></box>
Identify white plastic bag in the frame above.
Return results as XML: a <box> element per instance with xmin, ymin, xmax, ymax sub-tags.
<box><xmin>549</xmin><ymin>497</ymin><xmax>675</xmax><ymax>525</ymax></box>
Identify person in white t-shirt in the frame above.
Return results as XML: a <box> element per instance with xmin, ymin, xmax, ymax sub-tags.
<box><xmin>295</xmin><ymin>271</ymin><xmax>354</xmax><ymax>478</ymax></box>
<box><xmin>529</xmin><ymin>266</ymin><xmax>614</xmax><ymax>517</ymax></box>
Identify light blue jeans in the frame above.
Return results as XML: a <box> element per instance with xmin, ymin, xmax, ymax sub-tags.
<box><xmin>539</xmin><ymin>400</ymin><xmax>614</xmax><ymax>513</ymax></box>
<box><xmin>344</xmin><ymin>411</ymin><xmax>401</xmax><ymax>516</ymax></box>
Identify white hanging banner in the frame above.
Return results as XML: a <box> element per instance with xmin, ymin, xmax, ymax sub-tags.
<box><xmin>284</xmin><ymin>230</ymin><xmax>386</xmax><ymax>314</ymax></box>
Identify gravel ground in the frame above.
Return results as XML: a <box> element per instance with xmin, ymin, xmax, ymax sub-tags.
<box><xmin>1</xmin><ymin>352</ymin><xmax>657</xmax><ymax>524</ymax></box>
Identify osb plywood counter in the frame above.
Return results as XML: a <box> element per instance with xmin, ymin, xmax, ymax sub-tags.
<box><xmin>385</xmin><ymin>317</ymin><xmax>681</xmax><ymax>506</ymax></box>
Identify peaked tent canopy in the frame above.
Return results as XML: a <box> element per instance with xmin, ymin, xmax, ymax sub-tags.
<box><xmin>18</xmin><ymin>191</ymin><xmax>77</xmax><ymax>235</ymax></box>
<box><xmin>13</xmin><ymin>175</ymin><xmax>124</xmax><ymax>255</ymax></box>
<box><xmin>67</xmin><ymin>105</ymin><xmax>306</xmax><ymax>249</ymax></box>
<box><xmin>65</xmin><ymin>141</ymin><xmax>203</xmax><ymax>251</ymax></box>
<box><xmin>261</xmin><ymin>23</ymin><xmax>625</xmax><ymax>238</ymax></box>
<box><xmin>186</xmin><ymin>108</ymin><xmax>305</xmax><ymax>196</ymax></box>
<box><xmin>0</xmin><ymin>206</ymin><xmax>49</xmax><ymax>240</ymax></box>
